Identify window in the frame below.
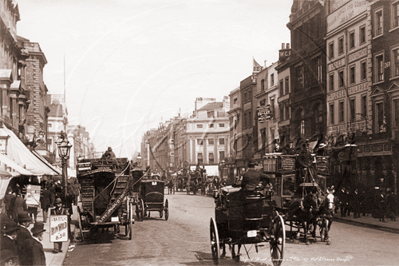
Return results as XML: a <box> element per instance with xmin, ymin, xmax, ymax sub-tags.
<box><xmin>350</xmin><ymin>98</ymin><xmax>356</xmax><ymax>120</ymax></box>
<box><xmin>349</xmin><ymin>31</ymin><xmax>355</xmax><ymax>49</ymax></box>
<box><xmin>208</xmin><ymin>138</ymin><xmax>214</xmax><ymax>145</ymax></box>
<box><xmin>376</xmin><ymin>102</ymin><xmax>385</xmax><ymax>132</ymax></box>
<box><xmin>296</xmin><ymin>66</ymin><xmax>303</xmax><ymax>88</ymax></box>
<box><xmin>219</xmin><ymin>123</ymin><xmax>225</xmax><ymax>127</ymax></box>
<box><xmin>197</xmin><ymin>153</ymin><xmax>203</xmax><ymax>164</ymax></box>
<box><xmin>339</xmin><ymin>70</ymin><xmax>344</xmax><ymax>87</ymax></box>
<box><xmin>317</xmin><ymin>57</ymin><xmax>322</xmax><ymax>82</ymax></box>
<box><xmin>375</xmin><ymin>9</ymin><xmax>383</xmax><ymax>36</ymax></box>
<box><xmin>219</xmin><ymin>138</ymin><xmax>225</xmax><ymax>145</ymax></box>
<box><xmin>48</xmin><ymin>123</ymin><xmax>52</xmax><ymax>128</ymax></box>
<box><xmin>209</xmin><ymin>153</ymin><xmax>214</xmax><ymax>163</ymax></box>
<box><xmin>350</xmin><ymin>65</ymin><xmax>355</xmax><ymax>84</ymax></box>
<box><xmin>338</xmin><ymin>37</ymin><xmax>344</xmax><ymax>55</ymax></box>
<box><xmin>300</xmin><ymin>120</ymin><xmax>305</xmax><ymax>136</ymax></box>
<box><xmin>375</xmin><ymin>54</ymin><xmax>384</xmax><ymax>82</ymax></box>
<box><xmin>280</xmin><ymin>106</ymin><xmax>284</xmax><ymax>120</ymax></box>
<box><xmin>207</xmin><ymin>111</ymin><xmax>214</xmax><ymax>118</ymax></box>
<box><xmin>197</xmin><ymin>139</ymin><xmax>204</xmax><ymax>145</ymax></box>
<box><xmin>261</xmin><ymin>79</ymin><xmax>265</xmax><ymax>91</ymax></box>
<box><xmin>330</xmin><ymin>103</ymin><xmax>335</xmax><ymax>125</ymax></box>
<box><xmin>361</xmin><ymin>61</ymin><xmax>367</xmax><ymax>80</ymax></box>
<box><xmin>233</xmin><ymin>97</ymin><xmax>238</xmax><ymax>104</ymax></box>
<box><xmin>280</xmin><ymin>80</ymin><xmax>284</xmax><ymax>96</ymax></box>
<box><xmin>271</xmin><ymin>74</ymin><xmax>274</xmax><ymax>86</ymax></box>
<box><xmin>285</xmin><ymin>77</ymin><xmax>289</xmax><ymax>94</ymax></box>
<box><xmin>244</xmin><ymin>92</ymin><xmax>247</xmax><ymax>103</ymax></box>
<box><xmin>270</xmin><ymin>98</ymin><xmax>275</xmax><ymax>118</ymax></box>
<box><xmin>329</xmin><ymin>73</ymin><xmax>334</xmax><ymax>91</ymax></box>
<box><xmin>393</xmin><ymin>47</ymin><xmax>399</xmax><ymax>77</ymax></box>
<box><xmin>260</xmin><ymin>99</ymin><xmax>266</xmax><ymax>106</ymax></box>
<box><xmin>393</xmin><ymin>2</ymin><xmax>399</xmax><ymax>28</ymax></box>
<box><xmin>196</xmin><ymin>124</ymin><xmax>203</xmax><ymax>128</ymax></box>
<box><xmin>361</xmin><ymin>95</ymin><xmax>367</xmax><ymax>118</ymax></box>
<box><xmin>339</xmin><ymin>101</ymin><xmax>344</xmax><ymax>122</ymax></box>
<box><xmin>329</xmin><ymin>42</ymin><xmax>334</xmax><ymax>59</ymax></box>
<box><xmin>360</xmin><ymin>26</ymin><xmax>366</xmax><ymax>44</ymax></box>
<box><xmin>394</xmin><ymin>98</ymin><xmax>399</xmax><ymax>127</ymax></box>
<box><xmin>209</xmin><ymin>124</ymin><xmax>214</xmax><ymax>128</ymax></box>
<box><xmin>248</xmin><ymin>111</ymin><xmax>252</xmax><ymax>127</ymax></box>
<box><xmin>285</xmin><ymin>105</ymin><xmax>290</xmax><ymax>120</ymax></box>
<box><xmin>219</xmin><ymin>151</ymin><xmax>225</xmax><ymax>161</ymax></box>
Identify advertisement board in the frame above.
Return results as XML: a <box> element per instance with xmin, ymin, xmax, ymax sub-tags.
<box><xmin>50</xmin><ymin>215</ymin><xmax>68</xmax><ymax>242</ymax></box>
<box><xmin>25</xmin><ymin>185</ymin><xmax>41</xmax><ymax>207</ymax></box>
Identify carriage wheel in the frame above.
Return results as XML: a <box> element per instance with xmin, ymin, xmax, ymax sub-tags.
<box><xmin>164</xmin><ymin>199</ymin><xmax>169</xmax><ymax>221</ymax></box>
<box><xmin>270</xmin><ymin>215</ymin><xmax>285</xmax><ymax>266</ymax></box>
<box><xmin>210</xmin><ymin>217</ymin><xmax>220</xmax><ymax>264</ymax></box>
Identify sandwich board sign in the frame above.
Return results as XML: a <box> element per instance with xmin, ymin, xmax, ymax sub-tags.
<box><xmin>50</xmin><ymin>215</ymin><xmax>68</xmax><ymax>242</ymax></box>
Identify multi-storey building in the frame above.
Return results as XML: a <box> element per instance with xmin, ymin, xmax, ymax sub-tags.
<box><xmin>363</xmin><ymin>0</ymin><xmax>399</xmax><ymax>195</ymax></box>
<box><xmin>67</xmin><ymin>125</ymin><xmax>94</xmax><ymax>169</ymax></box>
<box><xmin>227</xmin><ymin>87</ymin><xmax>242</xmax><ymax>181</ymax></box>
<box><xmin>276</xmin><ymin>43</ymin><xmax>292</xmax><ymax>150</ymax></box>
<box><xmin>325</xmin><ymin>0</ymin><xmax>372</xmax><ymax>188</ymax></box>
<box><xmin>287</xmin><ymin>0</ymin><xmax>327</xmax><ymax>146</ymax></box>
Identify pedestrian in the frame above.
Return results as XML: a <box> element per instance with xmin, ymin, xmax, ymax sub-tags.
<box><xmin>352</xmin><ymin>189</ymin><xmax>361</xmax><ymax>218</ymax></box>
<box><xmin>50</xmin><ymin>198</ymin><xmax>69</xmax><ymax>253</ymax></box>
<box><xmin>377</xmin><ymin>190</ymin><xmax>386</xmax><ymax>222</ymax></box>
<box><xmin>16</xmin><ymin>211</ymin><xmax>33</xmax><ymax>265</ymax></box>
<box><xmin>13</xmin><ymin>193</ymin><xmax>27</xmax><ymax>222</ymax></box>
<box><xmin>386</xmin><ymin>188</ymin><xmax>397</xmax><ymax>221</ymax></box>
<box><xmin>40</xmin><ymin>186</ymin><xmax>53</xmax><ymax>223</ymax></box>
<box><xmin>1</xmin><ymin>219</ymin><xmax>19</xmax><ymax>266</ymax></box>
<box><xmin>23</xmin><ymin>221</ymin><xmax>46</xmax><ymax>266</ymax></box>
<box><xmin>4</xmin><ymin>190</ymin><xmax>16</xmax><ymax>220</ymax></box>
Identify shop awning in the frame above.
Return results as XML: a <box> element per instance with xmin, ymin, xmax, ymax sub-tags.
<box><xmin>0</xmin><ymin>169</ymin><xmax>12</xmax><ymax>200</ymax></box>
<box><xmin>31</xmin><ymin>150</ymin><xmax>61</xmax><ymax>175</ymax></box>
<box><xmin>3</xmin><ymin>126</ymin><xmax>59</xmax><ymax>175</ymax></box>
<box><xmin>204</xmin><ymin>165</ymin><xmax>219</xmax><ymax>176</ymax></box>
<box><xmin>0</xmin><ymin>153</ymin><xmax>33</xmax><ymax>176</ymax></box>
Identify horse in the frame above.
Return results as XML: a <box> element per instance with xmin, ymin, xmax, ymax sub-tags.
<box><xmin>287</xmin><ymin>192</ymin><xmax>319</xmax><ymax>245</ymax></box>
<box><xmin>312</xmin><ymin>193</ymin><xmax>334</xmax><ymax>245</ymax></box>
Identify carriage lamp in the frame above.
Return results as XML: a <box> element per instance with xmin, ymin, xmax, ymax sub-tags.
<box><xmin>57</xmin><ymin>132</ymin><xmax>72</xmax><ymax>199</ymax></box>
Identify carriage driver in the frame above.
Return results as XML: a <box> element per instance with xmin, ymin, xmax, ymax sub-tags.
<box><xmin>237</xmin><ymin>159</ymin><xmax>270</xmax><ymax>191</ymax></box>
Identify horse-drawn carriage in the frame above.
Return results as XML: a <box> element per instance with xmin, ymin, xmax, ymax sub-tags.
<box><xmin>136</xmin><ymin>178</ymin><xmax>169</xmax><ymax>221</ymax></box>
<box><xmin>211</xmin><ymin>185</ymin><xmax>285</xmax><ymax>265</ymax></box>
<box><xmin>264</xmin><ymin>153</ymin><xmax>334</xmax><ymax>245</ymax></box>
<box><xmin>76</xmin><ymin>157</ymin><xmax>136</xmax><ymax>240</ymax></box>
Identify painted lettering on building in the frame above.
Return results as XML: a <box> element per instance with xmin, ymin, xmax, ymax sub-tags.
<box><xmin>348</xmin><ymin>47</ymin><xmax>367</xmax><ymax>63</ymax></box>
<box><xmin>327</xmin><ymin>89</ymin><xmax>346</xmax><ymax>101</ymax></box>
<box><xmin>328</xmin><ymin>58</ymin><xmax>346</xmax><ymax>72</ymax></box>
<box><xmin>327</xmin><ymin>0</ymin><xmax>368</xmax><ymax>32</ymax></box>
<box><xmin>348</xmin><ymin>82</ymin><xmax>367</xmax><ymax>95</ymax></box>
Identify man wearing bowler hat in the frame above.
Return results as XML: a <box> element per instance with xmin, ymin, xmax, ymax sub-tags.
<box><xmin>1</xmin><ymin>220</ymin><xmax>19</xmax><ymax>265</ymax></box>
<box><xmin>50</xmin><ymin>198</ymin><xmax>69</xmax><ymax>253</ymax></box>
<box><xmin>16</xmin><ymin>211</ymin><xmax>32</xmax><ymax>265</ymax></box>
<box><xmin>23</xmin><ymin>221</ymin><xmax>46</xmax><ymax>266</ymax></box>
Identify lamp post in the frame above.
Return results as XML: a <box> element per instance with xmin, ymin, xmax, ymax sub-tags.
<box><xmin>57</xmin><ymin>132</ymin><xmax>72</xmax><ymax>199</ymax></box>
<box><xmin>137</xmin><ymin>153</ymin><xmax>142</xmax><ymax>168</ymax></box>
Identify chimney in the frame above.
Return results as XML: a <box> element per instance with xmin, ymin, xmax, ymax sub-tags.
<box><xmin>282</xmin><ymin>43</ymin><xmax>285</xmax><ymax>49</ymax></box>
<box><xmin>286</xmin><ymin>43</ymin><xmax>290</xmax><ymax>49</ymax></box>
<box><xmin>264</xmin><ymin>60</ymin><xmax>267</xmax><ymax>67</ymax></box>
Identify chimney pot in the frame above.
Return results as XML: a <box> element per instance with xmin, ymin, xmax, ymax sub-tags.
<box><xmin>286</xmin><ymin>43</ymin><xmax>290</xmax><ymax>49</ymax></box>
<box><xmin>282</xmin><ymin>43</ymin><xmax>285</xmax><ymax>49</ymax></box>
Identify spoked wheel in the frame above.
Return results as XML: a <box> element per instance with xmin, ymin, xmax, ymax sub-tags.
<box><xmin>210</xmin><ymin>217</ymin><xmax>220</xmax><ymax>264</ymax></box>
<box><xmin>270</xmin><ymin>215</ymin><xmax>285</xmax><ymax>266</ymax></box>
<box><xmin>164</xmin><ymin>199</ymin><xmax>169</xmax><ymax>221</ymax></box>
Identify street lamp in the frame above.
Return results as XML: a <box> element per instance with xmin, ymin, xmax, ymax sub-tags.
<box><xmin>57</xmin><ymin>132</ymin><xmax>72</xmax><ymax>199</ymax></box>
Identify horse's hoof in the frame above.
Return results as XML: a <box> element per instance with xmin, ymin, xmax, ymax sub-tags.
<box><xmin>306</xmin><ymin>241</ymin><xmax>310</xmax><ymax>245</ymax></box>
<box><xmin>327</xmin><ymin>241</ymin><xmax>331</xmax><ymax>245</ymax></box>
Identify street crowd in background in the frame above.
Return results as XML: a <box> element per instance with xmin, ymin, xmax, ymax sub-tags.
<box><xmin>336</xmin><ymin>186</ymin><xmax>397</xmax><ymax>222</ymax></box>
<box><xmin>1</xmin><ymin>178</ymin><xmax>80</xmax><ymax>265</ymax></box>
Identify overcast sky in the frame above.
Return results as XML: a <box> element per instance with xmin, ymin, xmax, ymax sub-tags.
<box><xmin>16</xmin><ymin>0</ymin><xmax>292</xmax><ymax>159</ymax></box>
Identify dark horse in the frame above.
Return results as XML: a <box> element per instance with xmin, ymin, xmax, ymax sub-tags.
<box><xmin>312</xmin><ymin>193</ymin><xmax>334</xmax><ymax>245</ymax></box>
<box><xmin>287</xmin><ymin>192</ymin><xmax>319</xmax><ymax>245</ymax></box>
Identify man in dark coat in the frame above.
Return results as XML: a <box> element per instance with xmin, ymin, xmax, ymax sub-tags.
<box><xmin>16</xmin><ymin>211</ymin><xmax>33</xmax><ymax>265</ymax></box>
<box><xmin>240</xmin><ymin>159</ymin><xmax>269</xmax><ymax>191</ymax></box>
<box><xmin>0</xmin><ymin>220</ymin><xmax>19</xmax><ymax>265</ymax></box>
<box><xmin>13</xmin><ymin>193</ymin><xmax>27</xmax><ymax>221</ymax></box>
<box><xmin>4</xmin><ymin>191</ymin><xmax>16</xmax><ymax>219</ymax></box>
<box><xmin>40</xmin><ymin>186</ymin><xmax>54</xmax><ymax>223</ymax></box>
<box><xmin>50</xmin><ymin>198</ymin><xmax>69</xmax><ymax>253</ymax></box>
<box><xmin>23</xmin><ymin>221</ymin><xmax>46</xmax><ymax>266</ymax></box>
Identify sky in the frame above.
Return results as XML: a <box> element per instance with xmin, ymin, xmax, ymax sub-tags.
<box><xmin>16</xmin><ymin>0</ymin><xmax>292</xmax><ymax>159</ymax></box>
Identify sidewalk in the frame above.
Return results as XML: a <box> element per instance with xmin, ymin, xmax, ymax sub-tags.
<box><xmin>34</xmin><ymin>206</ymin><xmax>78</xmax><ymax>266</ymax></box>
<box><xmin>334</xmin><ymin>209</ymin><xmax>399</xmax><ymax>234</ymax></box>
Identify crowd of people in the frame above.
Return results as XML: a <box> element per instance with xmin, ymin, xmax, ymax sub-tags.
<box><xmin>1</xmin><ymin>179</ymin><xmax>80</xmax><ymax>265</ymax></box>
<box><xmin>336</xmin><ymin>186</ymin><xmax>397</xmax><ymax>222</ymax></box>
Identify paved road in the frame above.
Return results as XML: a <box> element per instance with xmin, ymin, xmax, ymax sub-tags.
<box><xmin>64</xmin><ymin>192</ymin><xmax>398</xmax><ymax>266</ymax></box>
